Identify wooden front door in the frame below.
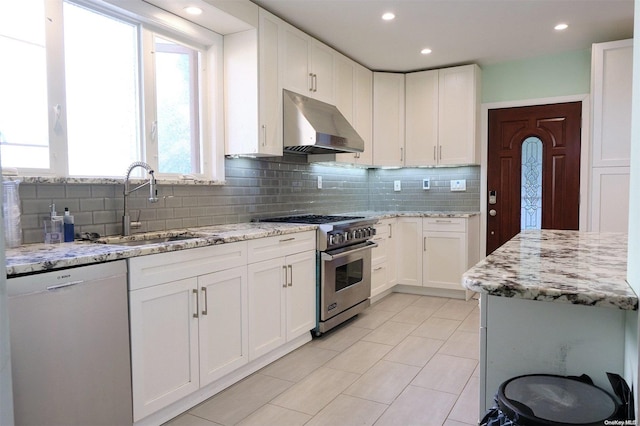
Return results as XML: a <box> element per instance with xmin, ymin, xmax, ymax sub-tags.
<box><xmin>487</xmin><ymin>102</ymin><xmax>581</xmax><ymax>254</ymax></box>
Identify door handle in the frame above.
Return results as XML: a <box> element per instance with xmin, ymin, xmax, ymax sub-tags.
<box><xmin>283</xmin><ymin>265</ymin><xmax>288</xmax><ymax>288</ymax></box>
<box><xmin>489</xmin><ymin>209</ymin><xmax>497</xmax><ymax>217</ymax></box>
<box><xmin>288</xmin><ymin>265</ymin><xmax>293</xmax><ymax>287</ymax></box>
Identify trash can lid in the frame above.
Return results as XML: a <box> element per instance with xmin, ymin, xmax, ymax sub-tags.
<box><xmin>497</xmin><ymin>374</ymin><xmax>618</xmax><ymax>425</ymax></box>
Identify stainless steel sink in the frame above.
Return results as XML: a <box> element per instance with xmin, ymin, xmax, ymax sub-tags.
<box><xmin>98</xmin><ymin>235</ymin><xmax>199</xmax><ymax>246</ymax></box>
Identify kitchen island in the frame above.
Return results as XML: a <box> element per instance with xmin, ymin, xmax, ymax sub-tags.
<box><xmin>463</xmin><ymin>230</ymin><xmax>638</xmax><ymax>415</ymax></box>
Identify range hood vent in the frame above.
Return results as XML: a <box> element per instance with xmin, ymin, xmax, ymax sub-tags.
<box><xmin>283</xmin><ymin>89</ymin><xmax>365</xmax><ymax>155</ymax></box>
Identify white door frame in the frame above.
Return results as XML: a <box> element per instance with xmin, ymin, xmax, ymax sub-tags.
<box><xmin>479</xmin><ymin>94</ymin><xmax>591</xmax><ymax>257</ymax></box>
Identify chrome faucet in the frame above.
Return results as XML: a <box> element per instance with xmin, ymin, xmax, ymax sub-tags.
<box><xmin>122</xmin><ymin>161</ymin><xmax>159</xmax><ymax>236</ymax></box>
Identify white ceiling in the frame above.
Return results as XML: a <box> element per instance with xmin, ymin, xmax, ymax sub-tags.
<box><xmin>251</xmin><ymin>0</ymin><xmax>634</xmax><ymax>72</ymax></box>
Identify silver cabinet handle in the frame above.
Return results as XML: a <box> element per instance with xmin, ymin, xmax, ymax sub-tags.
<box><xmin>388</xmin><ymin>223</ymin><xmax>392</xmax><ymax>238</ymax></box>
<box><xmin>47</xmin><ymin>280</ymin><xmax>83</xmax><ymax>291</ymax></box>
<box><xmin>309</xmin><ymin>73</ymin><xmax>314</xmax><ymax>92</ymax></box>
<box><xmin>400</xmin><ymin>147</ymin><xmax>404</xmax><ymax>162</ymax></box>
<box><xmin>288</xmin><ymin>265</ymin><xmax>293</xmax><ymax>287</ymax></box>
<box><xmin>435</xmin><ymin>219</ymin><xmax>452</xmax><ymax>223</ymax></box>
<box><xmin>261</xmin><ymin>124</ymin><xmax>267</xmax><ymax>147</ymax></box>
<box><xmin>373</xmin><ymin>266</ymin><xmax>383</xmax><ymax>271</ymax></box>
<box><xmin>279</xmin><ymin>237</ymin><xmax>295</xmax><ymax>243</ymax></box>
<box><xmin>201</xmin><ymin>287</ymin><xmax>208</xmax><ymax>316</ymax></box>
<box><xmin>193</xmin><ymin>288</ymin><xmax>199</xmax><ymax>318</ymax></box>
<box><xmin>439</xmin><ymin>146</ymin><xmax>442</xmax><ymax>160</ymax></box>
<box><xmin>423</xmin><ymin>236</ymin><xmax>427</xmax><ymax>252</ymax></box>
<box><xmin>282</xmin><ymin>265</ymin><xmax>288</xmax><ymax>288</ymax></box>
<box><xmin>313</xmin><ymin>73</ymin><xmax>318</xmax><ymax>92</ymax></box>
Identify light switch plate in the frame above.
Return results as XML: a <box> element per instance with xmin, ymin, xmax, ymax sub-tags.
<box><xmin>394</xmin><ymin>180</ymin><xmax>401</xmax><ymax>191</ymax></box>
<box><xmin>317</xmin><ymin>176</ymin><xmax>322</xmax><ymax>189</ymax></box>
<box><xmin>422</xmin><ymin>178</ymin><xmax>430</xmax><ymax>190</ymax></box>
<box><xmin>450</xmin><ymin>179</ymin><xmax>466</xmax><ymax>191</ymax></box>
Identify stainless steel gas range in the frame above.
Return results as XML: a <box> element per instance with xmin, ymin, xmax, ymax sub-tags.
<box><xmin>259</xmin><ymin>214</ymin><xmax>378</xmax><ymax>335</ymax></box>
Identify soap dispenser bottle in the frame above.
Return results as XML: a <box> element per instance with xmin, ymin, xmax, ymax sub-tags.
<box><xmin>63</xmin><ymin>207</ymin><xmax>75</xmax><ymax>242</ymax></box>
<box><xmin>44</xmin><ymin>204</ymin><xmax>63</xmax><ymax>244</ymax></box>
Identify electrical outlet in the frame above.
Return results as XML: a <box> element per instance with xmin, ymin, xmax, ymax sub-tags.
<box><xmin>422</xmin><ymin>178</ymin><xmax>430</xmax><ymax>190</ymax></box>
<box><xmin>394</xmin><ymin>180</ymin><xmax>401</xmax><ymax>191</ymax></box>
<box><xmin>450</xmin><ymin>179</ymin><xmax>467</xmax><ymax>192</ymax></box>
<box><xmin>317</xmin><ymin>176</ymin><xmax>322</xmax><ymax>189</ymax></box>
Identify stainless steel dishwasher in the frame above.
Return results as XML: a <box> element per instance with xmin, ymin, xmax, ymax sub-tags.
<box><xmin>7</xmin><ymin>260</ymin><xmax>133</xmax><ymax>425</ymax></box>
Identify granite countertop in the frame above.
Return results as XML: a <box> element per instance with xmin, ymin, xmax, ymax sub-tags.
<box><xmin>6</xmin><ymin>211</ymin><xmax>479</xmax><ymax>277</ymax></box>
<box><xmin>463</xmin><ymin>230</ymin><xmax>637</xmax><ymax>310</ymax></box>
<box><xmin>6</xmin><ymin>223</ymin><xmax>316</xmax><ymax>277</ymax></box>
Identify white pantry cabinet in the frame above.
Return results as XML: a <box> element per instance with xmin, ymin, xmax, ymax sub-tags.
<box><xmin>591</xmin><ymin>39</ymin><xmax>632</xmax><ymax>168</ymax></box>
<box><xmin>405</xmin><ymin>65</ymin><xmax>481</xmax><ymax>166</ymax></box>
<box><xmin>280</xmin><ymin>22</ymin><xmax>335</xmax><ymax>104</ymax></box>
<box><xmin>373</xmin><ymin>72</ymin><xmax>406</xmax><ymax>167</ymax></box>
<box><xmin>224</xmin><ymin>9</ymin><xmax>281</xmax><ymax>156</ymax></box>
<box><xmin>589</xmin><ymin>39</ymin><xmax>632</xmax><ymax>232</ymax></box>
<box><xmin>128</xmin><ymin>242</ymin><xmax>248</xmax><ymax>422</ymax></box>
<box><xmin>247</xmin><ymin>231</ymin><xmax>316</xmax><ymax>360</ymax></box>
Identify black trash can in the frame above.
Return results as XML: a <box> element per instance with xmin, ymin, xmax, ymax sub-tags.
<box><xmin>481</xmin><ymin>374</ymin><xmax>619</xmax><ymax>426</ymax></box>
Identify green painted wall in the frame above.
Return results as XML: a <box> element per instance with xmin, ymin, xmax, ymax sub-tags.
<box><xmin>481</xmin><ymin>48</ymin><xmax>592</xmax><ymax>103</ymax></box>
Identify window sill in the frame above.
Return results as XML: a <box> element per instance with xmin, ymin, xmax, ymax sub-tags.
<box><xmin>2</xmin><ymin>176</ymin><xmax>226</xmax><ymax>186</ymax></box>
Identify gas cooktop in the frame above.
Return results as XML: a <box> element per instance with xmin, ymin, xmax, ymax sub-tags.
<box><xmin>259</xmin><ymin>214</ymin><xmax>365</xmax><ymax>224</ymax></box>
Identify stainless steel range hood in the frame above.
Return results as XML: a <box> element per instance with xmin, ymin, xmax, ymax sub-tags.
<box><xmin>283</xmin><ymin>89</ymin><xmax>365</xmax><ymax>155</ymax></box>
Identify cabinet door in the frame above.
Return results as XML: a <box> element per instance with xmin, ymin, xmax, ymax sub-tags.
<box><xmin>354</xmin><ymin>63</ymin><xmax>373</xmax><ymax>165</ymax></box>
<box><xmin>405</xmin><ymin>70</ymin><xmax>438</xmax><ymax>166</ymax></box>
<box><xmin>423</xmin><ymin>231</ymin><xmax>466</xmax><ymax>290</ymax></box>
<box><xmin>371</xmin><ymin>262</ymin><xmax>389</xmax><ymax>298</ymax></box>
<box><xmin>286</xmin><ymin>251</ymin><xmax>317</xmax><ymax>340</ymax></box>
<box><xmin>438</xmin><ymin>65</ymin><xmax>479</xmax><ymax>165</ymax></box>
<box><xmin>311</xmin><ymin>40</ymin><xmax>335</xmax><ymax>104</ymax></box>
<box><xmin>281</xmin><ymin>24</ymin><xmax>312</xmax><ymax>96</ymax></box>
<box><xmin>592</xmin><ymin>39</ymin><xmax>632</xmax><ymax>167</ymax></box>
<box><xmin>130</xmin><ymin>278</ymin><xmax>199</xmax><ymax>421</ymax></box>
<box><xmin>396</xmin><ymin>218</ymin><xmax>422</xmax><ymax>286</ymax></box>
<box><xmin>334</xmin><ymin>53</ymin><xmax>355</xmax><ymax>124</ymax></box>
<box><xmin>373</xmin><ymin>72</ymin><xmax>405</xmax><ymax>167</ymax></box>
<box><xmin>258</xmin><ymin>10</ymin><xmax>283</xmax><ymax>155</ymax></box>
<box><xmin>198</xmin><ymin>267</ymin><xmax>248</xmax><ymax>387</ymax></box>
<box><xmin>248</xmin><ymin>259</ymin><xmax>286</xmax><ymax>360</ymax></box>
<box><xmin>590</xmin><ymin>167</ymin><xmax>630</xmax><ymax>232</ymax></box>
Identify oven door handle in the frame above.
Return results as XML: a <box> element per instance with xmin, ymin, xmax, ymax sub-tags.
<box><xmin>321</xmin><ymin>241</ymin><xmax>378</xmax><ymax>261</ymax></box>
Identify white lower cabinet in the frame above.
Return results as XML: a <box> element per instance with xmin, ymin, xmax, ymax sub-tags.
<box><xmin>396</xmin><ymin>216</ymin><xmax>479</xmax><ymax>293</ymax></box>
<box><xmin>370</xmin><ymin>218</ymin><xmax>397</xmax><ymax>298</ymax></box>
<box><xmin>128</xmin><ymin>243</ymin><xmax>248</xmax><ymax>422</ymax></box>
<box><xmin>248</xmin><ymin>232</ymin><xmax>316</xmax><ymax>360</ymax></box>
<box><xmin>128</xmin><ymin>232</ymin><xmax>316</xmax><ymax>423</ymax></box>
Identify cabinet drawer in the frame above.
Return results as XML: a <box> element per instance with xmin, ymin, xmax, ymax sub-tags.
<box><xmin>423</xmin><ymin>217</ymin><xmax>466</xmax><ymax>232</ymax></box>
<box><xmin>248</xmin><ymin>231</ymin><xmax>316</xmax><ymax>263</ymax></box>
<box><xmin>129</xmin><ymin>242</ymin><xmax>247</xmax><ymax>290</ymax></box>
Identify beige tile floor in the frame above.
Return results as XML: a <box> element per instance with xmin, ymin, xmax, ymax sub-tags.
<box><xmin>165</xmin><ymin>293</ymin><xmax>481</xmax><ymax>426</ymax></box>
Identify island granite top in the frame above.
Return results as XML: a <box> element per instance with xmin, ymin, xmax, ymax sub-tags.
<box><xmin>462</xmin><ymin>229</ymin><xmax>637</xmax><ymax>310</ymax></box>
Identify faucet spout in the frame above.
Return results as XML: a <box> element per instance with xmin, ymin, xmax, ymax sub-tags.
<box><xmin>123</xmin><ymin>161</ymin><xmax>159</xmax><ymax>236</ymax></box>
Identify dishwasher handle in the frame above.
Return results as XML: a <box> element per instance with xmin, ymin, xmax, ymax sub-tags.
<box><xmin>46</xmin><ymin>280</ymin><xmax>84</xmax><ymax>291</ymax></box>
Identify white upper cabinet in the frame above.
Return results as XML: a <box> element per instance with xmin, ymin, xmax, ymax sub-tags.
<box><xmin>405</xmin><ymin>65</ymin><xmax>480</xmax><ymax>167</ymax></box>
<box><xmin>224</xmin><ymin>9</ymin><xmax>282</xmax><ymax>156</ymax></box>
<box><xmin>373</xmin><ymin>72</ymin><xmax>406</xmax><ymax>167</ymax></box>
<box><xmin>591</xmin><ymin>39</ymin><xmax>633</xmax><ymax>167</ymax></box>
<box><xmin>405</xmin><ymin>70</ymin><xmax>439</xmax><ymax>166</ymax></box>
<box><xmin>437</xmin><ymin>64</ymin><xmax>481</xmax><ymax>165</ymax></box>
<box><xmin>280</xmin><ymin>23</ymin><xmax>335</xmax><ymax>104</ymax></box>
<box><xmin>335</xmin><ymin>59</ymin><xmax>373</xmax><ymax>165</ymax></box>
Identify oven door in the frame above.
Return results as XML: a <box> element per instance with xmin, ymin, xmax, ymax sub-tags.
<box><xmin>319</xmin><ymin>240</ymin><xmax>376</xmax><ymax>322</ymax></box>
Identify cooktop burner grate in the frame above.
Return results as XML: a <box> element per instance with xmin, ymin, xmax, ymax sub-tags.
<box><xmin>260</xmin><ymin>214</ymin><xmax>365</xmax><ymax>224</ymax></box>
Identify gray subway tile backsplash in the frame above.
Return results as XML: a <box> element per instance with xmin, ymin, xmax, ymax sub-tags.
<box><xmin>16</xmin><ymin>156</ymin><xmax>480</xmax><ymax>244</ymax></box>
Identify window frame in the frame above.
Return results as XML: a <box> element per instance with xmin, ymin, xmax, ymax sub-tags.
<box><xmin>6</xmin><ymin>0</ymin><xmax>224</xmax><ymax>181</ymax></box>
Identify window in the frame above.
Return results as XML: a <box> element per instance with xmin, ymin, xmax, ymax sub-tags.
<box><xmin>0</xmin><ymin>0</ymin><xmax>221</xmax><ymax>179</ymax></box>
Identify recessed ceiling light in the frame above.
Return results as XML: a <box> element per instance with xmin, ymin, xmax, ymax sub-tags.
<box><xmin>184</xmin><ymin>6</ymin><xmax>203</xmax><ymax>15</ymax></box>
<box><xmin>421</xmin><ymin>48</ymin><xmax>432</xmax><ymax>55</ymax></box>
<box><xmin>382</xmin><ymin>12</ymin><xmax>395</xmax><ymax>21</ymax></box>
<box><xmin>554</xmin><ymin>23</ymin><xmax>568</xmax><ymax>31</ymax></box>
